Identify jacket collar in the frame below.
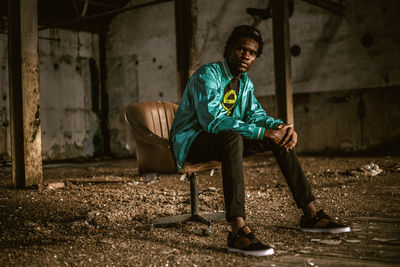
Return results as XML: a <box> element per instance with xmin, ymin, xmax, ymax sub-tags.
<box><xmin>222</xmin><ymin>58</ymin><xmax>248</xmax><ymax>82</ymax></box>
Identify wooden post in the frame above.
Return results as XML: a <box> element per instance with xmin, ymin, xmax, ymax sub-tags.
<box><xmin>174</xmin><ymin>0</ymin><xmax>198</xmax><ymax>100</ymax></box>
<box><xmin>8</xmin><ymin>0</ymin><xmax>43</xmax><ymax>187</ymax></box>
<box><xmin>271</xmin><ymin>0</ymin><xmax>294</xmax><ymax>124</ymax></box>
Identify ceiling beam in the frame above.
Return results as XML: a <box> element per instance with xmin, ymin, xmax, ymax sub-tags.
<box><xmin>86</xmin><ymin>0</ymin><xmax>122</xmax><ymax>9</ymax></box>
<box><xmin>39</xmin><ymin>0</ymin><xmax>172</xmax><ymax>31</ymax></box>
<box><xmin>301</xmin><ymin>0</ymin><xmax>346</xmax><ymax>15</ymax></box>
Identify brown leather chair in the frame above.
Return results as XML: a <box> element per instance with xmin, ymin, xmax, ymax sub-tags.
<box><xmin>124</xmin><ymin>101</ymin><xmax>224</xmax><ymax>228</ymax></box>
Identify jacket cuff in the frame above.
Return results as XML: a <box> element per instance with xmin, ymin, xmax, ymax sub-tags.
<box><xmin>253</xmin><ymin>127</ymin><xmax>265</xmax><ymax>140</ymax></box>
<box><xmin>272</xmin><ymin>120</ymin><xmax>284</xmax><ymax>129</ymax></box>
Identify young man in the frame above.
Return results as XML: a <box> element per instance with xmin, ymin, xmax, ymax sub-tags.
<box><xmin>170</xmin><ymin>25</ymin><xmax>350</xmax><ymax>257</ymax></box>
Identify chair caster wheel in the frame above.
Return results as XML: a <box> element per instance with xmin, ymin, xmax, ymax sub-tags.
<box><xmin>202</xmin><ymin>227</ymin><xmax>212</xmax><ymax>236</ymax></box>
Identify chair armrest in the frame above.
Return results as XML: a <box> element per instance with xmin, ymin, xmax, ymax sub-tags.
<box><xmin>124</xmin><ymin>111</ymin><xmax>170</xmax><ymax>146</ymax></box>
<box><xmin>124</xmin><ymin>111</ymin><xmax>177</xmax><ymax>173</ymax></box>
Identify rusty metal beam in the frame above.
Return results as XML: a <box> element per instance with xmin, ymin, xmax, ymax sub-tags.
<box><xmin>302</xmin><ymin>0</ymin><xmax>346</xmax><ymax>15</ymax></box>
<box><xmin>174</xmin><ymin>0</ymin><xmax>198</xmax><ymax>100</ymax></box>
<box><xmin>271</xmin><ymin>0</ymin><xmax>294</xmax><ymax>124</ymax></box>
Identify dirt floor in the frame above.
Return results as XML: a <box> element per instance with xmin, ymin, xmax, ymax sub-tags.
<box><xmin>0</xmin><ymin>153</ymin><xmax>399</xmax><ymax>266</ymax></box>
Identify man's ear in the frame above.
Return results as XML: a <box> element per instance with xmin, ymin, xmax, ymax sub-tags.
<box><xmin>226</xmin><ymin>45</ymin><xmax>235</xmax><ymax>55</ymax></box>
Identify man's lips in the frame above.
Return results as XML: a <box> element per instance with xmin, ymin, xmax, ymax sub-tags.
<box><xmin>239</xmin><ymin>61</ymin><xmax>248</xmax><ymax>68</ymax></box>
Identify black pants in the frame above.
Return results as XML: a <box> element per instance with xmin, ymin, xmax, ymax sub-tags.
<box><xmin>187</xmin><ymin>131</ymin><xmax>315</xmax><ymax>222</ymax></box>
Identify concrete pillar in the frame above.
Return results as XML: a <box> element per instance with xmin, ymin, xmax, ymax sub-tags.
<box><xmin>174</xmin><ymin>0</ymin><xmax>198</xmax><ymax>100</ymax></box>
<box><xmin>8</xmin><ymin>0</ymin><xmax>43</xmax><ymax>187</ymax></box>
<box><xmin>272</xmin><ymin>0</ymin><xmax>294</xmax><ymax>124</ymax></box>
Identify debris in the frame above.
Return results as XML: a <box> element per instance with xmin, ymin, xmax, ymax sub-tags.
<box><xmin>180</xmin><ymin>173</ymin><xmax>188</xmax><ymax>181</ymax></box>
<box><xmin>67</xmin><ymin>177</ymin><xmax>128</xmax><ymax>184</ymax></box>
<box><xmin>210</xmin><ymin>169</ymin><xmax>215</xmax><ymax>176</ymax></box>
<box><xmin>386</xmin><ymin>162</ymin><xmax>400</xmax><ymax>172</ymax></box>
<box><xmin>47</xmin><ymin>182</ymin><xmax>65</xmax><ymax>190</ymax></box>
<box><xmin>99</xmin><ymin>239</ymin><xmax>113</xmax><ymax>245</ymax></box>
<box><xmin>202</xmin><ymin>228</ymin><xmax>212</xmax><ymax>236</ymax></box>
<box><xmin>348</xmin><ymin>162</ymin><xmax>383</xmax><ymax>177</ymax></box>
<box><xmin>87</xmin><ymin>211</ymin><xmax>109</xmax><ymax>226</ymax></box>
<box><xmin>312</xmin><ymin>239</ymin><xmax>342</xmax><ymax>245</ymax></box>
<box><xmin>144</xmin><ymin>173</ymin><xmax>160</xmax><ymax>184</ymax></box>
<box><xmin>161</xmin><ymin>248</ymin><xmax>177</xmax><ymax>255</ymax></box>
<box><xmin>372</xmin><ymin>237</ymin><xmax>398</xmax><ymax>242</ymax></box>
<box><xmin>360</xmin><ymin>163</ymin><xmax>383</xmax><ymax>176</ymax></box>
<box><xmin>345</xmin><ymin>239</ymin><xmax>361</xmax><ymax>243</ymax></box>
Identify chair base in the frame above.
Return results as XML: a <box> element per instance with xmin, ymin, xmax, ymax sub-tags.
<box><xmin>149</xmin><ymin>172</ymin><xmax>225</xmax><ymax>230</ymax></box>
<box><xmin>150</xmin><ymin>212</ymin><xmax>225</xmax><ymax>230</ymax></box>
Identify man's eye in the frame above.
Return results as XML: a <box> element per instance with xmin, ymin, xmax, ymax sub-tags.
<box><xmin>249</xmin><ymin>51</ymin><xmax>256</xmax><ymax>56</ymax></box>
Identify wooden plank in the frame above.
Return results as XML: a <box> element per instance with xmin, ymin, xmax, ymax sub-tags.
<box><xmin>66</xmin><ymin>177</ymin><xmax>130</xmax><ymax>184</ymax></box>
<box><xmin>7</xmin><ymin>0</ymin><xmax>43</xmax><ymax>187</ymax></box>
<box><xmin>174</xmin><ymin>0</ymin><xmax>198</xmax><ymax>100</ymax></box>
<box><xmin>271</xmin><ymin>0</ymin><xmax>294</xmax><ymax>124</ymax></box>
<box><xmin>259</xmin><ymin>254</ymin><xmax>397</xmax><ymax>266</ymax></box>
<box><xmin>7</xmin><ymin>0</ymin><xmax>25</xmax><ymax>187</ymax></box>
<box><xmin>351</xmin><ymin>217</ymin><xmax>400</xmax><ymax>223</ymax></box>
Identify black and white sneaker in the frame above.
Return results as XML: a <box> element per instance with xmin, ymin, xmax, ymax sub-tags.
<box><xmin>227</xmin><ymin>226</ymin><xmax>274</xmax><ymax>257</ymax></box>
<box><xmin>300</xmin><ymin>210</ymin><xmax>350</xmax><ymax>233</ymax></box>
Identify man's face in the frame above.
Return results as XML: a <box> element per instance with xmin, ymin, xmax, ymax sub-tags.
<box><xmin>226</xmin><ymin>37</ymin><xmax>259</xmax><ymax>77</ymax></box>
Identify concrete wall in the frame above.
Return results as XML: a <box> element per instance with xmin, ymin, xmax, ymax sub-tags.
<box><xmin>39</xmin><ymin>29</ymin><xmax>101</xmax><ymax>160</ymax></box>
<box><xmin>106</xmin><ymin>0</ymin><xmax>177</xmax><ymax>156</ymax></box>
<box><xmin>0</xmin><ymin>26</ymin><xmax>101</xmax><ymax>161</ymax></box>
<box><xmin>106</xmin><ymin>0</ymin><xmax>400</xmax><ymax>155</ymax></box>
<box><xmin>258</xmin><ymin>86</ymin><xmax>400</xmax><ymax>154</ymax></box>
<box><xmin>197</xmin><ymin>0</ymin><xmax>400</xmax><ymax>96</ymax></box>
<box><xmin>1</xmin><ymin>0</ymin><xmax>399</xmax><ymax>161</ymax></box>
<box><xmin>107</xmin><ymin>0</ymin><xmax>400</xmax><ymax>154</ymax></box>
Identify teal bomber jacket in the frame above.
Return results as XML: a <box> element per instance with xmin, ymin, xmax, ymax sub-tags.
<box><xmin>170</xmin><ymin>59</ymin><xmax>284</xmax><ymax>170</ymax></box>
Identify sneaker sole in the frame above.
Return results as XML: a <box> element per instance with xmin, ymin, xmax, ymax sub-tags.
<box><xmin>227</xmin><ymin>247</ymin><xmax>274</xmax><ymax>257</ymax></box>
<box><xmin>301</xmin><ymin>226</ymin><xmax>351</xmax><ymax>234</ymax></box>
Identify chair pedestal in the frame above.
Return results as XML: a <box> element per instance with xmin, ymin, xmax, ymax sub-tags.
<box><xmin>150</xmin><ymin>173</ymin><xmax>225</xmax><ymax>229</ymax></box>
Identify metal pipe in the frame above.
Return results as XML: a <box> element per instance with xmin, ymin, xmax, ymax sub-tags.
<box><xmin>301</xmin><ymin>0</ymin><xmax>345</xmax><ymax>15</ymax></box>
<box><xmin>39</xmin><ymin>0</ymin><xmax>173</xmax><ymax>31</ymax></box>
<box><xmin>189</xmin><ymin>173</ymin><xmax>199</xmax><ymax>215</ymax></box>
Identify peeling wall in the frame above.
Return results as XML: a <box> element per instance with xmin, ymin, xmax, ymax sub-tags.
<box><xmin>0</xmin><ymin>27</ymin><xmax>101</xmax><ymax>161</ymax></box>
<box><xmin>197</xmin><ymin>0</ymin><xmax>400</xmax><ymax>95</ymax></box>
<box><xmin>258</xmin><ymin>86</ymin><xmax>400</xmax><ymax>154</ymax></box>
<box><xmin>39</xmin><ymin>29</ymin><xmax>101</xmax><ymax>160</ymax></box>
<box><xmin>106</xmin><ymin>0</ymin><xmax>176</xmax><ymax>156</ymax></box>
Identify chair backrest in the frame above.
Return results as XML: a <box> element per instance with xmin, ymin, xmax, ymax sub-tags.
<box><xmin>125</xmin><ymin>101</ymin><xmax>221</xmax><ymax>174</ymax></box>
<box><xmin>125</xmin><ymin>101</ymin><xmax>178</xmax><ymax>174</ymax></box>
<box><xmin>125</xmin><ymin>101</ymin><xmax>178</xmax><ymax>140</ymax></box>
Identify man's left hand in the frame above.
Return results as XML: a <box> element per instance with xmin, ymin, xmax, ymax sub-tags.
<box><xmin>279</xmin><ymin>124</ymin><xmax>297</xmax><ymax>151</ymax></box>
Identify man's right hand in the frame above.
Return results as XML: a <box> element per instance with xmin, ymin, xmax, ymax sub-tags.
<box><xmin>263</xmin><ymin>124</ymin><xmax>296</xmax><ymax>151</ymax></box>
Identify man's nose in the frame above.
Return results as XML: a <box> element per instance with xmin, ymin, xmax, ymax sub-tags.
<box><xmin>241</xmin><ymin>51</ymin><xmax>250</xmax><ymax>59</ymax></box>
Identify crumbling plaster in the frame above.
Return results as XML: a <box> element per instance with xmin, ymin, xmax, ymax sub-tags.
<box><xmin>0</xmin><ymin>27</ymin><xmax>101</xmax><ymax>161</ymax></box>
<box><xmin>39</xmin><ymin>29</ymin><xmax>101</xmax><ymax>160</ymax></box>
